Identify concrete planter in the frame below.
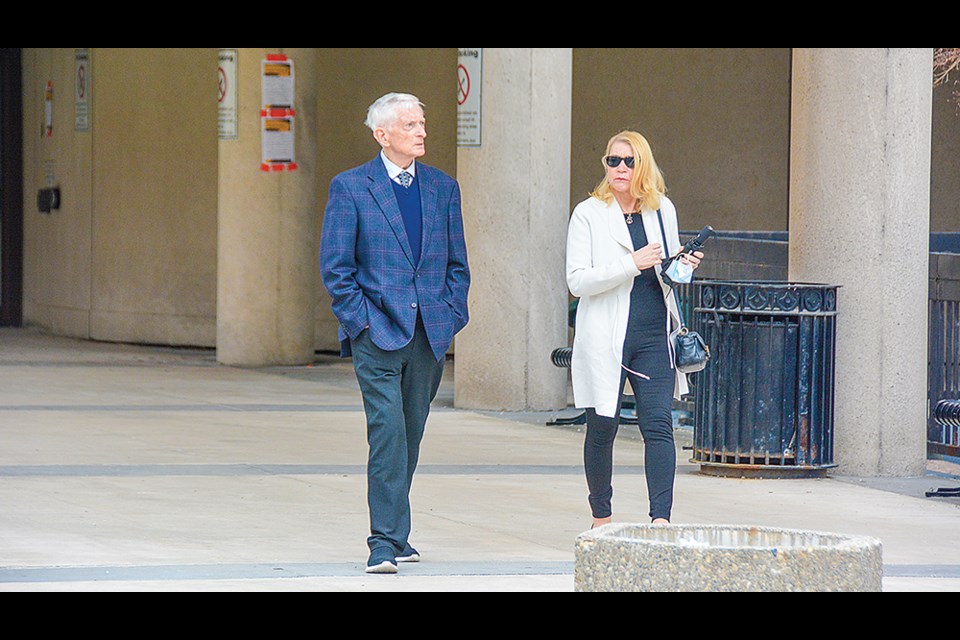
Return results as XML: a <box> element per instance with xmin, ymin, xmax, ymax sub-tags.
<box><xmin>575</xmin><ymin>523</ymin><xmax>883</xmax><ymax>592</ymax></box>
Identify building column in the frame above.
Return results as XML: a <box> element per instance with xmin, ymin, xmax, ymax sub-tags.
<box><xmin>789</xmin><ymin>48</ymin><xmax>933</xmax><ymax>476</ymax></box>
<box><xmin>454</xmin><ymin>48</ymin><xmax>571</xmax><ymax>410</ymax></box>
<box><xmin>217</xmin><ymin>48</ymin><xmax>319</xmax><ymax>366</ymax></box>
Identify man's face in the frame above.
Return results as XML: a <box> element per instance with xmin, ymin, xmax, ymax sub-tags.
<box><xmin>376</xmin><ymin>105</ymin><xmax>426</xmax><ymax>168</ymax></box>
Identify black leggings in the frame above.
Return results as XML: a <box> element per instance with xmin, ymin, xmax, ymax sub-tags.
<box><xmin>584</xmin><ymin>330</ymin><xmax>676</xmax><ymax>522</ymax></box>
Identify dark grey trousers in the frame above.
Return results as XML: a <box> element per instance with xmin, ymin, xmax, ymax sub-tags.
<box><xmin>350</xmin><ymin>318</ymin><xmax>445</xmax><ymax>557</ymax></box>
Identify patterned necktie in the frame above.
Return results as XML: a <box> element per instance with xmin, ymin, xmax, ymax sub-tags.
<box><xmin>398</xmin><ymin>171</ymin><xmax>413</xmax><ymax>188</ymax></box>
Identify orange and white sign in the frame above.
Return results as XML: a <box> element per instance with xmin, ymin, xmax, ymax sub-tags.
<box><xmin>261</xmin><ymin>54</ymin><xmax>294</xmax><ymax>109</ymax></box>
<box><xmin>261</xmin><ymin>113</ymin><xmax>297</xmax><ymax>172</ymax></box>
<box><xmin>260</xmin><ymin>54</ymin><xmax>298</xmax><ymax>171</ymax></box>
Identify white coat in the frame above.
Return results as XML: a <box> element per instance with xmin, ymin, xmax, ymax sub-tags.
<box><xmin>565</xmin><ymin>195</ymin><xmax>689</xmax><ymax>418</ymax></box>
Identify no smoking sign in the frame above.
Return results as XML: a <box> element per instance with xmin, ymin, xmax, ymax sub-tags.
<box><xmin>457</xmin><ymin>49</ymin><xmax>482</xmax><ymax>147</ymax></box>
<box><xmin>218</xmin><ymin>49</ymin><xmax>238</xmax><ymax>140</ymax></box>
<box><xmin>457</xmin><ymin>64</ymin><xmax>470</xmax><ymax>106</ymax></box>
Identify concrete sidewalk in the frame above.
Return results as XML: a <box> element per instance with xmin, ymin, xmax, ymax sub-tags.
<box><xmin>0</xmin><ymin>327</ymin><xmax>958</xmax><ymax>592</ymax></box>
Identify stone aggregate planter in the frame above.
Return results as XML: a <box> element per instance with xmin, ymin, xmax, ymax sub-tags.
<box><xmin>575</xmin><ymin>523</ymin><xmax>882</xmax><ymax>592</ymax></box>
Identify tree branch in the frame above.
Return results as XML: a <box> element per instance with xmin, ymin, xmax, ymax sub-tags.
<box><xmin>934</xmin><ymin>48</ymin><xmax>960</xmax><ymax>87</ymax></box>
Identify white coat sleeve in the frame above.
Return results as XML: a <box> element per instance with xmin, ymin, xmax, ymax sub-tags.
<box><xmin>566</xmin><ymin>206</ymin><xmax>639</xmax><ymax>299</ymax></box>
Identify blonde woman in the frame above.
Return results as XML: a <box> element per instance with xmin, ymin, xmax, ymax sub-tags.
<box><xmin>566</xmin><ymin>131</ymin><xmax>704</xmax><ymax>527</ymax></box>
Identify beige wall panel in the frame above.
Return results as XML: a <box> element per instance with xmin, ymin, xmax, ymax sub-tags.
<box><xmin>454</xmin><ymin>48</ymin><xmax>570</xmax><ymax>411</ymax></box>
<box><xmin>21</xmin><ymin>48</ymin><xmax>94</xmax><ymax>337</ymax></box>
<box><xmin>217</xmin><ymin>48</ymin><xmax>319</xmax><ymax>366</ymax></box>
<box><xmin>931</xmin><ymin>82</ymin><xmax>960</xmax><ymax>232</ymax></box>
<box><xmin>572</xmin><ymin>48</ymin><xmax>792</xmax><ymax>233</ymax></box>
<box><xmin>312</xmin><ymin>48</ymin><xmax>458</xmax><ymax>352</ymax></box>
<box><xmin>90</xmin><ymin>48</ymin><xmax>218</xmax><ymax>345</ymax></box>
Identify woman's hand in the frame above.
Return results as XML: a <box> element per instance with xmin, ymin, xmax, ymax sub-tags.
<box><xmin>632</xmin><ymin>243</ymin><xmax>663</xmax><ymax>271</ymax></box>
<box><xmin>680</xmin><ymin>250</ymin><xmax>704</xmax><ymax>270</ymax></box>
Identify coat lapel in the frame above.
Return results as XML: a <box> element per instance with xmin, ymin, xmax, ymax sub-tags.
<box><xmin>607</xmin><ymin>201</ymin><xmax>634</xmax><ymax>252</ymax></box>
<box><xmin>366</xmin><ymin>159</ymin><xmax>415</xmax><ymax>266</ymax></box>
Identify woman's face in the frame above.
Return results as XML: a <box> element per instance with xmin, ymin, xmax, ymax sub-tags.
<box><xmin>605</xmin><ymin>141</ymin><xmax>636</xmax><ymax>196</ymax></box>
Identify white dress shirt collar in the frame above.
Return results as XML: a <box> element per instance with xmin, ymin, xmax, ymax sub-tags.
<box><xmin>380</xmin><ymin>151</ymin><xmax>416</xmax><ymax>183</ymax></box>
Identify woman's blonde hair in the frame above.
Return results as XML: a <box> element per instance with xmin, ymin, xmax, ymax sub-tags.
<box><xmin>590</xmin><ymin>130</ymin><xmax>666</xmax><ymax>211</ymax></box>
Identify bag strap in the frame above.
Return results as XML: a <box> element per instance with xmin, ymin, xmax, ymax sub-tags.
<box><xmin>656</xmin><ymin>209</ymin><xmax>688</xmax><ymax>331</ymax></box>
<box><xmin>655</xmin><ymin>210</ymin><xmax>725</xmax><ymax>368</ymax></box>
<box><xmin>656</xmin><ymin>208</ymin><xmax>670</xmax><ymax>252</ymax></box>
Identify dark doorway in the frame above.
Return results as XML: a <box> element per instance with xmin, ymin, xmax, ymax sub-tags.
<box><xmin>0</xmin><ymin>48</ymin><xmax>23</xmax><ymax>326</ymax></box>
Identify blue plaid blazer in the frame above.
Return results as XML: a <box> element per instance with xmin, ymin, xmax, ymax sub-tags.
<box><xmin>320</xmin><ymin>156</ymin><xmax>470</xmax><ymax>361</ymax></box>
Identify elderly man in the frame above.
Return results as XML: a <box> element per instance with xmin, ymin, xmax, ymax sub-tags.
<box><xmin>319</xmin><ymin>92</ymin><xmax>471</xmax><ymax>574</ymax></box>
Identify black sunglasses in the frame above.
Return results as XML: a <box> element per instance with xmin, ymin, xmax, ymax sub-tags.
<box><xmin>604</xmin><ymin>155</ymin><xmax>636</xmax><ymax>169</ymax></box>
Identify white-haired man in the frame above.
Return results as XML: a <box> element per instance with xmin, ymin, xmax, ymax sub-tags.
<box><xmin>320</xmin><ymin>93</ymin><xmax>471</xmax><ymax>573</ymax></box>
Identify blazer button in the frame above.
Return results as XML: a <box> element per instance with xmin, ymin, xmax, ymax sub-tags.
<box><xmin>411</xmin><ymin>302</ymin><xmax>418</xmax><ymax>309</ymax></box>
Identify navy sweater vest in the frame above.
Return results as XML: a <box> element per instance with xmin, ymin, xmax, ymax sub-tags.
<box><xmin>391</xmin><ymin>174</ymin><xmax>422</xmax><ymax>264</ymax></box>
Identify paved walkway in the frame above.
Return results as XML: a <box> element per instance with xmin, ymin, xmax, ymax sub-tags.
<box><xmin>1</xmin><ymin>327</ymin><xmax>958</xmax><ymax>591</ymax></box>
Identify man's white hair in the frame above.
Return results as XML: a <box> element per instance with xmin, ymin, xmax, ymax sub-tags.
<box><xmin>365</xmin><ymin>92</ymin><xmax>424</xmax><ymax>131</ymax></box>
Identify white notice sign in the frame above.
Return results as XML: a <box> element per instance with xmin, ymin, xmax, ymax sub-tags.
<box><xmin>262</xmin><ymin>57</ymin><xmax>294</xmax><ymax>109</ymax></box>
<box><xmin>261</xmin><ymin>116</ymin><xmax>296</xmax><ymax>170</ymax></box>
<box><xmin>75</xmin><ymin>49</ymin><xmax>90</xmax><ymax>132</ymax></box>
<box><xmin>218</xmin><ymin>49</ymin><xmax>238</xmax><ymax>139</ymax></box>
<box><xmin>457</xmin><ymin>48</ymin><xmax>482</xmax><ymax>147</ymax></box>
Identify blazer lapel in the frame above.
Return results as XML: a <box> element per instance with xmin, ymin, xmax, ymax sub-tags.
<box><xmin>418</xmin><ymin>171</ymin><xmax>438</xmax><ymax>266</ymax></box>
<box><xmin>366</xmin><ymin>159</ymin><xmax>415</xmax><ymax>266</ymax></box>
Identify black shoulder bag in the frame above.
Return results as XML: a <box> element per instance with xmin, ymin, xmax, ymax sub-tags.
<box><xmin>656</xmin><ymin>210</ymin><xmax>710</xmax><ymax>374</ymax></box>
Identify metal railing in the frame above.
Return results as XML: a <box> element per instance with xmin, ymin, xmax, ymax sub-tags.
<box><xmin>678</xmin><ymin>233</ymin><xmax>960</xmax><ymax>462</ymax></box>
<box><xmin>929</xmin><ymin>252</ymin><xmax>960</xmax><ymax>458</ymax></box>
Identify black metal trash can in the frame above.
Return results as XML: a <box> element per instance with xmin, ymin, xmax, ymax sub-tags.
<box><xmin>691</xmin><ymin>281</ymin><xmax>839</xmax><ymax>478</ymax></box>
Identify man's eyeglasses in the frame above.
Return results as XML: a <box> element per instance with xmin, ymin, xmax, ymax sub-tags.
<box><xmin>604</xmin><ymin>155</ymin><xmax>636</xmax><ymax>169</ymax></box>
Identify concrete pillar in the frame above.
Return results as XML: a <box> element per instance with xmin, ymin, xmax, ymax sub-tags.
<box><xmin>454</xmin><ymin>48</ymin><xmax>571</xmax><ymax>410</ymax></box>
<box><xmin>789</xmin><ymin>48</ymin><xmax>933</xmax><ymax>476</ymax></box>
<box><xmin>217</xmin><ymin>48</ymin><xmax>319</xmax><ymax>366</ymax></box>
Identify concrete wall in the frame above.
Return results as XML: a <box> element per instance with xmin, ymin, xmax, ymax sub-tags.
<box><xmin>789</xmin><ymin>48</ymin><xmax>932</xmax><ymax>476</ymax></box>
<box><xmin>454</xmin><ymin>48</ymin><xmax>570</xmax><ymax>411</ymax></box>
<box><xmin>18</xmin><ymin>48</ymin><xmax>960</xmax><ymax>355</ymax></box>
<box><xmin>217</xmin><ymin>48</ymin><xmax>321</xmax><ymax>366</ymax></box>
<box><xmin>22</xmin><ymin>48</ymin><xmax>218</xmax><ymax>345</ymax></box>
<box><xmin>932</xmin><ymin>80</ymin><xmax>960</xmax><ymax>232</ymax></box>
<box><xmin>572</xmin><ymin>48</ymin><xmax>793</xmax><ymax>233</ymax></box>
<box><xmin>20</xmin><ymin>48</ymin><xmax>457</xmax><ymax>352</ymax></box>
<box><xmin>22</xmin><ymin>49</ymin><xmax>94</xmax><ymax>337</ymax></box>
